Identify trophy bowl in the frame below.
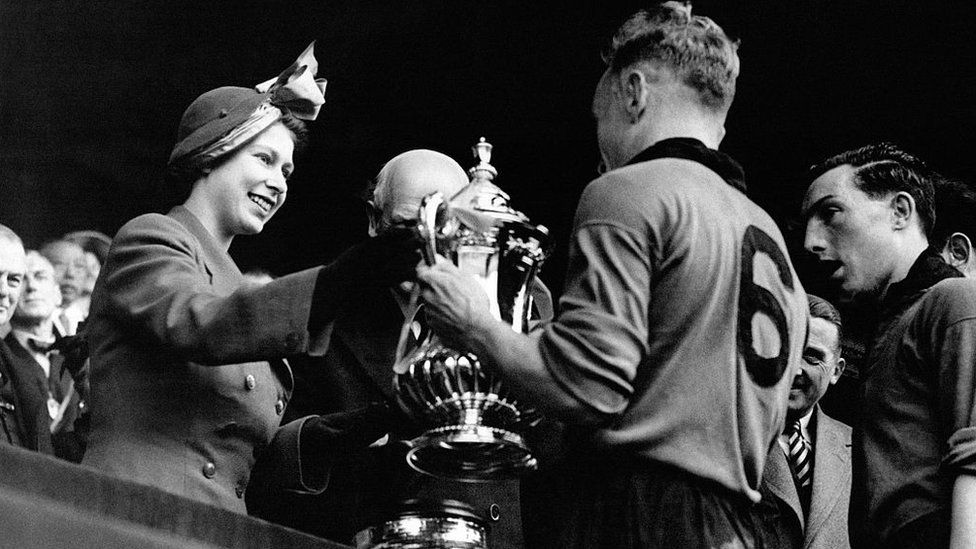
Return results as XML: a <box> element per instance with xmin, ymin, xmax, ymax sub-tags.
<box><xmin>393</xmin><ymin>138</ymin><xmax>548</xmax><ymax>481</ymax></box>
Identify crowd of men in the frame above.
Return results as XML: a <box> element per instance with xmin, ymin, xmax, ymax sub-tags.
<box><xmin>2</xmin><ymin>2</ymin><xmax>976</xmax><ymax>548</ymax></box>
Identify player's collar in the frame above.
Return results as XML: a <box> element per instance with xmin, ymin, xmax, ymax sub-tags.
<box><xmin>625</xmin><ymin>137</ymin><xmax>746</xmax><ymax>193</ymax></box>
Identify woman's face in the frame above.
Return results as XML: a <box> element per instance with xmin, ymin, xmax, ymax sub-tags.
<box><xmin>200</xmin><ymin>122</ymin><xmax>295</xmax><ymax>238</ymax></box>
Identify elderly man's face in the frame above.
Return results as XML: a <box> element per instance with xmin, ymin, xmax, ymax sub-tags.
<box><xmin>802</xmin><ymin>165</ymin><xmax>899</xmax><ymax>300</ymax></box>
<box><xmin>0</xmin><ymin>238</ymin><xmax>27</xmax><ymax>326</ymax></box>
<box><xmin>13</xmin><ymin>251</ymin><xmax>61</xmax><ymax>325</ymax></box>
<box><xmin>370</xmin><ymin>150</ymin><xmax>468</xmax><ymax>236</ymax></box>
<box><xmin>41</xmin><ymin>241</ymin><xmax>88</xmax><ymax>306</ymax></box>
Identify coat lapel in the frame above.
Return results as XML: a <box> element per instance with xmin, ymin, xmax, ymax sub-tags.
<box><xmin>766</xmin><ymin>442</ymin><xmax>805</xmax><ymax>531</ymax></box>
<box><xmin>804</xmin><ymin>407</ymin><xmax>851</xmax><ymax>546</ymax></box>
<box><xmin>166</xmin><ymin>205</ymin><xmax>294</xmax><ymax>392</ymax></box>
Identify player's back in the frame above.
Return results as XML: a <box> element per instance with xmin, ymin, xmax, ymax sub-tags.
<box><xmin>578</xmin><ymin>156</ymin><xmax>808</xmax><ymax>502</ymax></box>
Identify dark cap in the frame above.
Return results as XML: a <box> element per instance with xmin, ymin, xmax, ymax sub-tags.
<box><xmin>167</xmin><ymin>86</ymin><xmax>274</xmax><ymax>169</ymax></box>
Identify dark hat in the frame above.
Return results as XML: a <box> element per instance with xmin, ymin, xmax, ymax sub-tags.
<box><xmin>166</xmin><ymin>42</ymin><xmax>327</xmax><ymax>171</ymax></box>
<box><xmin>167</xmin><ymin>86</ymin><xmax>273</xmax><ymax>168</ymax></box>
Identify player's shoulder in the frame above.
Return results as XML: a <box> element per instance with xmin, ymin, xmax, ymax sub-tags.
<box><xmin>922</xmin><ymin>277</ymin><xmax>976</xmax><ymax>312</ymax></box>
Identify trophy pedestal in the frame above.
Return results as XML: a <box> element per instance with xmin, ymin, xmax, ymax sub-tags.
<box><xmin>407</xmin><ymin>424</ymin><xmax>537</xmax><ymax>482</ymax></box>
<box><xmin>355</xmin><ymin>498</ymin><xmax>488</xmax><ymax>549</ymax></box>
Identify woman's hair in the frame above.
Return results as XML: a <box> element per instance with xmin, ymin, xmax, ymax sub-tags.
<box><xmin>165</xmin><ymin>111</ymin><xmax>309</xmax><ymax>198</ymax></box>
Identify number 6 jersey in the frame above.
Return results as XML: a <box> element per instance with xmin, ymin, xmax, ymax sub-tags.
<box><xmin>539</xmin><ymin>138</ymin><xmax>808</xmax><ymax>502</ymax></box>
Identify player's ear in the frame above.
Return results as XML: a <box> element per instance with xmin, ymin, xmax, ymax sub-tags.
<box><xmin>621</xmin><ymin>68</ymin><xmax>650</xmax><ymax>124</ymax></box>
<box><xmin>890</xmin><ymin>192</ymin><xmax>916</xmax><ymax>231</ymax></box>
<box><xmin>945</xmin><ymin>232</ymin><xmax>973</xmax><ymax>267</ymax></box>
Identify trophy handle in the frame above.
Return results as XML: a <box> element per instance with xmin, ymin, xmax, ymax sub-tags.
<box><xmin>393</xmin><ymin>285</ymin><xmax>424</xmax><ymax>375</ymax></box>
<box><xmin>417</xmin><ymin>192</ymin><xmax>445</xmax><ymax>266</ymax></box>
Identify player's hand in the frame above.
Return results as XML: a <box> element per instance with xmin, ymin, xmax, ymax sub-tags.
<box><xmin>416</xmin><ymin>256</ymin><xmax>494</xmax><ymax>354</ymax></box>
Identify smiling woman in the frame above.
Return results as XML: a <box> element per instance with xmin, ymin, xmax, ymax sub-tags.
<box><xmin>79</xmin><ymin>44</ymin><xmax>422</xmax><ymax>514</ymax></box>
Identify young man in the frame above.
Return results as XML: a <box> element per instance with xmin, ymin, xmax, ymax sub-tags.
<box><xmin>801</xmin><ymin>143</ymin><xmax>976</xmax><ymax>548</ymax></box>
<box><xmin>417</xmin><ymin>3</ymin><xmax>808</xmax><ymax>547</ymax></box>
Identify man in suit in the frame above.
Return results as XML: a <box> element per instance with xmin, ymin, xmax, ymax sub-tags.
<box><xmin>248</xmin><ymin>149</ymin><xmax>541</xmax><ymax>548</ymax></box>
<box><xmin>5</xmin><ymin>250</ymin><xmax>86</xmax><ymax>461</ymax></box>
<box><xmin>0</xmin><ymin>224</ymin><xmax>52</xmax><ymax>453</ymax></box>
<box><xmin>764</xmin><ymin>294</ymin><xmax>852</xmax><ymax>549</ymax></box>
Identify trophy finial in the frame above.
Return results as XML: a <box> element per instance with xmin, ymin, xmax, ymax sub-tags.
<box><xmin>468</xmin><ymin>137</ymin><xmax>498</xmax><ymax>181</ymax></box>
<box><xmin>473</xmin><ymin>137</ymin><xmax>492</xmax><ymax>164</ymax></box>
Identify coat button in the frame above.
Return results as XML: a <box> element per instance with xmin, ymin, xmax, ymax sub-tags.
<box><xmin>275</xmin><ymin>399</ymin><xmax>284</xmax><ymax>415</ymax></box>
<box><xmin>202</xmin><ymin>462</ymin><xmax>216</xmax><ymax>479</ymax></box>
<box><xmin>489</xmin><ymin>503</ymin><xmax>501</xmax><ymax>521</ymax></box>
<box><xmin>245</xmin><ymin>374</ymin><xmax>256</xmax><ymax>391</ymax></box>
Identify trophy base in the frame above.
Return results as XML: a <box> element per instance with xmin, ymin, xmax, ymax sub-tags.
<box><xmin>355</xmin><ymin>498</ymin><xmax>488</xmax><ymax>549</ymax></box>
<box><xmin>406</xmin><ymin>424</ymin><xmax>537</xmax><ymax>482</ymax></box>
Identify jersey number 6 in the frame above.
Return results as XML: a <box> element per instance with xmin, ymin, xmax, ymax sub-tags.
<box><xmin>737</xmin><ymin>225</ymin><xmax>795</xmax><ymax>388</ymax></box>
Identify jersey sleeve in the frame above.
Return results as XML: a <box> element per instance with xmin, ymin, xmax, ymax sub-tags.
<box><xmin>538</xmin><ymin>180</ymin><xmax>658</xmax><ymax>417</ymax></box>
<box><xmin>926</xmin><ymin>282</ymin><xmax>976</xmax><ymax>476</ymax></box>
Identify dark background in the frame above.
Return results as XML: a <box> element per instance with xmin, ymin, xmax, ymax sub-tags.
<box><xmin>2</xmin><ymin>0</ymin><xmax>975</xmax><ymax>300</ymax></box>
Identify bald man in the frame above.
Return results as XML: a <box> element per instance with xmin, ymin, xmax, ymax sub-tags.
<box><xmin>249</xmin><ymin>149</ymin><xmax>536</xmax><ymax>548</ymax></box>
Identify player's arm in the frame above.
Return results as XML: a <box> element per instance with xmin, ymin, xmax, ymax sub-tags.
<box><xmin>932</xmin><ymin>291</ymin><xmax>976</xmax><ymax>547</ymax></box>
<box><xmin>417</xmin><ymin>259</ymin><xmax>605</xmax><ymax>426</ymax></box>
<box><xmin>951</xmin><ymin>474</ymin><xmax>976</xmax><ymax>549</ymax></box>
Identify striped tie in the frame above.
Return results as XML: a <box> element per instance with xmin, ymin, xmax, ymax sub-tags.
<box><xmin>787</xmin><ymin>419</ymin><xmax>812</xmax><ymax>511</ymax></box>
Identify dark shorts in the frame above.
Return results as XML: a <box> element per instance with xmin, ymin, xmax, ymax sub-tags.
<box><xmin>531</xmin><ymin>454</ymin><xmax>793</xmax><ymax>549</ymax></box>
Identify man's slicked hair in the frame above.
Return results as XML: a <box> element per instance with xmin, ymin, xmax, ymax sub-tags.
<box><xmin>807</xmin><ymin>293</ymin><xmax>843</xmax><ymax>353</ymax></box>
<box><xmin>808</xmin><ymin>142</ymin><xmax>937</xmax><ymax>238</ymax></box>
<box><xmin>604</xmin><ymin>1</ymin><xmax>740</xmax><ymax>111</ymax></box>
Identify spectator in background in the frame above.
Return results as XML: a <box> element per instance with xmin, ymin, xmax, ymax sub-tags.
<box><xmin>0</xmin><ymin>225</ymin><xmax>54</xmax><ymax>453</ymax></box>
<box><xmin>763</xmin><ymin>294</ymin><xmax>851</xmax><ymax>549</ymax></box>
<box><xmin>931</xmin><ymin>178</ymin><xmax>976</xmax><ymax>278</ymax></box>
<box><xmin>5</xmin><ymin>251</ymin><xmax>87</xmax><ymax>461</ymax></box>
<box><xmin>62</xmin><ymin>230</ymin><xmax>112</xmax><ymax>299</ymax></box>
<box><xmin>39</xmin><ymin>239</ymin><xmax>89</xmax><ymax>335</ymax></box>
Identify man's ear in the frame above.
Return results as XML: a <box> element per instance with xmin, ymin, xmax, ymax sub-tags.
<box><xmin>944</xmin><ymin>232</ymin><xmax>974</xmax><ymax>267</ymax></box>
<box><xmin>366</xmin><ymin>200</ymin><xmax>382</xmax><ymax>237</ymax></box>
<box><xmin>829</xmin><ymin>357</ymin><xmax>846</xmax><ymax>385</ymax></box>
<box><xmin>621</xmin><ymin>69</ymin><xmax>649</xmax><ymax>124</ymax></box>
<box><xmin>890</xmin><ymin>192</ymin><xmax>917</xmax><ymax>230</ymax></box>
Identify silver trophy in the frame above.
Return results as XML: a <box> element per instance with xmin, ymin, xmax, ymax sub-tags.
<box><xmin>393</xmin><ymin>138</ymin><xmax>549</xmax><ymax>481</ymax></box>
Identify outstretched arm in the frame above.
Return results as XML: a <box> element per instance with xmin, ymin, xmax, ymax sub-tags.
<box><xmin>417</xmin><ymin>258</ymin><xmax>605</xmax><ymax>426</ymax></box>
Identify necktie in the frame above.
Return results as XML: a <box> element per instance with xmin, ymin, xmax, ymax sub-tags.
<box><xmin>787</xmin><ymin>419</ymin><xmax>813</xmax><ymax>512</ymax></box>
<box><xmin>26</xmin><ymin>336</ymin><xmax>55</xmax><ymax>354</ymax></box>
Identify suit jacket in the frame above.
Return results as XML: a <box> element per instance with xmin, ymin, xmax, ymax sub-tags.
<box><xmin>0</xmin><ymin>338</ymin><xmax>52</xmax><ymax>453</ymax></box>
<box><xmin>2</xmin><ymin>333</ymin><xmax>84</xmax><ymax>461</ymax></box>
<box><xmin>82</xmin><ymin>206</ymin><xmax>332</xmax><ymax>513</ymax></box>
<box><xmin>765</xmin><ymin>406</ymin><xmax>852</xmax><ymax>549</ymax></box>
<box><xmin>248</xmin><ymin>282</ymin><xmax>550</xmax><ymax>548</ymax></box>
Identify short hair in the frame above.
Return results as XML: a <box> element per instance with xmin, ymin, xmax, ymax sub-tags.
<box><xmin>808</xmin><ymin>142</ymin><xmax>937</xmax><ymax>238</ymax></box>
<box><xmin>931</xmin><ymin>178</ymin><xmax>976</xmax><ymax>250</ymax></box>
<box><xmin>165</xmin><ymin>112</ymin><xmax>309</xmax><ymax>196</ymax></box>
<box><xmin>807</xmin><ymin>293</ymin><xmax>843</xmax><ymax>353</ymax></box>
<box><xmin>603</xmin><ymin>1</ymin><xmax>740</xmax><ymax>111</ymax></box>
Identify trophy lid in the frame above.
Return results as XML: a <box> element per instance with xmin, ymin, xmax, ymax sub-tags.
<box><xmin>450</xmin><ymin>138</ymin><xmax>528</xmax><ymax>224</ymax></box>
